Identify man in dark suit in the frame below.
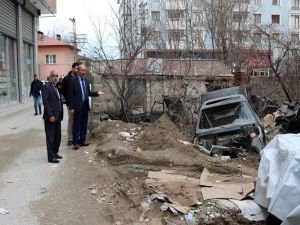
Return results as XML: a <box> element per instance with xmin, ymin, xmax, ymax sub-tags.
<box><xmin>62</xmin><ymin>62</ymin><xmax>80</xmax><ymax>146</ymax></box>
<box><xmin>42</xmin><ymin>70</ymin><xmax>64</xmax><ymax>163</ymax></box>
<box><xmin>68</xmin><ymin>64</ymin><xmax>104</xmax><ymax>150</ymax></box>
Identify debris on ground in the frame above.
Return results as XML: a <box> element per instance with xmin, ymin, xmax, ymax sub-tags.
<box><xmin>91</xmin><ymin>112</ymin><xmax>267</xmax><ymax>224</ymax></box>
<box><xmin>0</xmin><ymin>208</ymin><xmax>9</xmax><ymax>215</ymax></box>
<box><xmin>200</xmin><ymin>168</ymin><xmax>254</xmax><ymax>200</ymax></box>
<box><xmin>255</xmin><ymin>134</ymin><xmax>300</xmax><ymax>225</ymax></box>
<box><xmin>262</xmin><ymin>102</ymin><xmax>300</xmax><ymax>141</ymax></box>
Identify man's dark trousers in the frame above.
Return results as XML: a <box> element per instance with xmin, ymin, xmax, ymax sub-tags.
<box><xmin>44</xmin><ymin>120</ymin><xmax>61</xmax><ymax>160</ymax></box>
<box><xmin>73</xmin><ymin>100</ymin><xmax>89</xmax><ymax>145</ymax></box>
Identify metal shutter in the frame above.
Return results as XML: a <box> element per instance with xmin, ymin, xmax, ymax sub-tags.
<box><xmin>22</xmin><ymin>9</ymin><xmax>34</xmax><ymax>43</ymax></box>
<box><xmin>0</xmin><ymin>0</ymin><xmax>17</xmax><ymax>37</ymax></box>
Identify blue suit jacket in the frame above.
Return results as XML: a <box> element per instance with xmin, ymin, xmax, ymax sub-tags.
<box><xmin>42</xmin><ymin>82</ymin><xmax>63</xmax><ymax>121</ymax></box>
<box><xmin>68</xmin><ymin>75</ymin><xmax>99</xmax><ymax>111</ymax></box>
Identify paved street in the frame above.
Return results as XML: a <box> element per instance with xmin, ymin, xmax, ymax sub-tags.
<box><xmin>0</xmin><ymin>101</ymin><xmax>67</xmax><ymax>224</ymax></box>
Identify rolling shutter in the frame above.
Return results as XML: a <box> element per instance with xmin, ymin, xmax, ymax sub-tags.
<box><xmin>0</xmin><ymin>0</ymin><xmax>17</xmax><ymax>37</ymax></box>
<box><xmin>22</xmin><ymin>9</ymin><xmax>34</xmax><ymax>43</ymax></box>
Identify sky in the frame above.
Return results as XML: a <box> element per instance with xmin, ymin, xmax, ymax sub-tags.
<box><xmin>39</xmin><ymin>0</ymin><xmax>119</xmax><ymax>56</ymax></box>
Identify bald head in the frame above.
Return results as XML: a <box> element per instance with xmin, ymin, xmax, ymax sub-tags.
<box><xmin>78</xmin><ymin>64</ymin><xmax>87</xmax><ymax>77</ymax></box>
<box><xmin>49</xmin><ymin>70</ymin><xmax>59</xmax><ymax>83</ymax></box>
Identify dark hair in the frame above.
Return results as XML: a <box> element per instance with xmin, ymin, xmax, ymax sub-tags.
<box><xmin>34</xmin><ymin>74</ymin><xmax>37</xmax><ymax>77</ymax></box>
<box><xmin>72</xmin><ymin>62</ymin><xmax>80</xmax><ymax>69</ymax></box>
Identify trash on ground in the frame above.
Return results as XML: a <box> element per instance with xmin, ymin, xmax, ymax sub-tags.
<box><xmin>177</xmin><ymin>139</ymin><xmax>192</xmax><ymax>145</ymax></box>
<box><xmin>200</xmin><ymin>168</ymin><xmax>254</xmax><ymax>200</ymax></box>
<box><xmin>145</xmin><ymin>170</ymin><xmax>199</xmax><ymax>209</ymax></box>
<box><xmin>230</xmin><ymin>199</ymin><xmax>268</xmax><ymax>221</ymax></box>
<box><xmin>0</xmin><ymin>208</ymin><xmax>9</xmax><ymax>215</ymax></box>
<box><xmin>255</xmin><ymin>134</ymin><xmax>300</xmax><ymax>224</ymax></box>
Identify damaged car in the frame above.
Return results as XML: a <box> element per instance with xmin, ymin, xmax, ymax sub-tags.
<box><xmin>194</xmin><ymin>86</ymin><xmax>265</xmax><ymax>157</ymax></box>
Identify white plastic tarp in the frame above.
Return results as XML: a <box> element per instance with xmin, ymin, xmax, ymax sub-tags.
<box><xmin>255</xmin><ymin>134</ymin><xmax>300</xmax><ymax>225</ymax></box>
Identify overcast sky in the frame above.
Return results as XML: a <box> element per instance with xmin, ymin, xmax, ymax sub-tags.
<box><xmin>39</xmin><ymin>0</ymin><xmax>119</xmax><ymax>55</ymax></box>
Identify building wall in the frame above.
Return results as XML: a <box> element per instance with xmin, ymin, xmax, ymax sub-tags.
<box><xmin>0</xmin><ymin>0</ymin><xmax>36</xmax><ymax>105</ymax></box>
<box><xmin>38</xmin><ymin>46</ymin><xmax>75</xmax><ymax>80</ymax></box>
<box><xmin>92</xmin><ymin>73</ymin><xmax>208</xmax><ymax>115</ymax></box>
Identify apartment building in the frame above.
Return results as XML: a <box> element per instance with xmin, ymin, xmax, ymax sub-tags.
<box><xmin>251</xmin><ymin>0</ymin><xmax>300</xmax><ymax>42</ymax></box>
<box><xmin>0</xmin><ymin>0</ymin><xmax>56</xmax><ymax>106</ymax></box>
<box><xmin>117</xmin><ymin>0</ymin><xmax>300</xmax><ymax>57</ymax></box>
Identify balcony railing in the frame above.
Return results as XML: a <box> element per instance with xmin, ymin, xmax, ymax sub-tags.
<box><xmin>293</xmin><ymin>24</ymin><xmax>300</xmax><ymax>29</ymax></box>
<box><xmin>291</xmin><ymin>5</ymin><xmax>300</xmax><ymax>10</ymax></box>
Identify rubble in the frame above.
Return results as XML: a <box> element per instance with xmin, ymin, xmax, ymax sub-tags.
<box><xmin>91</xmin><ymin>112</ymin><xmax>267</xmax><ymax>224</ymax></box>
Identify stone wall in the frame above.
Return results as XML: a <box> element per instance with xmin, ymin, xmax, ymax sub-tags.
<box><xmin>248</xmin><ymin>76</ymin><xmax>300</xmax><ymax>104</ymax></box>
<box><xmin>92</xmin><ymin>73</ymin><xmax>208</xmax><ymax>115</ymax></box>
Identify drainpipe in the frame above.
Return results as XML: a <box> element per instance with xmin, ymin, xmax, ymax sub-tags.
<box><xmin>16</xmin><ymin>4</ymin><xmax>25</xmax><ymax>103</ymax></box>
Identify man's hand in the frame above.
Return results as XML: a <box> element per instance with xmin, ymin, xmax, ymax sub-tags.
<box><xmin>49</xmin><ymin>116</ymin><xmax>56</xmax><ymax>123</ymax></box>
<box><xmin>98</xmin><ymin>91</ymin><xmax>105</xmax><ymax>95</ymax></box>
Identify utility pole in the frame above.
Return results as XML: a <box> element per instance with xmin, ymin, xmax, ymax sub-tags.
<box><xmin>69</xmin><ymin>18</ymin><xmax>77</xmax><ymax>61</ymax></box>
<box><xmin>69</xmin><ymin>18</ymin><xmax>87</xmax><ymax>62</ymax></box>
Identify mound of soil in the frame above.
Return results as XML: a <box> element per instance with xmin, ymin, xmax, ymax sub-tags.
<box><xmin>136</xmin><ymin>114</ymin><xmax>184</xmax><ymax>151</ymax></box>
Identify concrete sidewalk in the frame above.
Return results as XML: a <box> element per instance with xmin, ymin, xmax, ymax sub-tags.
<box><xmin>0</xmin><ymin>101</ymin><xmax>33</xmax><ymax>119</ymax></box>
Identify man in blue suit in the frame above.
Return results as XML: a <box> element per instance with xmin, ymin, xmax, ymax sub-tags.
<box><xmin>68</xmin><ymin>64</ymin><xmax>104</xmax><ymax>150</ymax></box>
<box><xmin>42</xmin><ymin>71</ymin><xmax>64</xmax><ymax>163</ymax></box>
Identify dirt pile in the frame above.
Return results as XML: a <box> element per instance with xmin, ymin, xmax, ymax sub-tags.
<box><xmin>136</xmin><ymin>114</ymin><xmax>184</xmax><ymax>151</ymax></box>
<box><xmin>89</xmin><ymin>114</ymin><xmax>266</xmax><ymax>225</ymax></box>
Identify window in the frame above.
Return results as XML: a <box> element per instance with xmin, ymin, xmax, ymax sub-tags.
<box><xmin>272</xmin><ymin>15</ymin><xmax>280</xmax><ymax>24</ymax></box>
<box><xmin>292</xmin><ymin>15</ymin><xmax>300</xmax><ymax>29</ymax></box>
<box><xmin>251</xmin><ymin>69</ymin><xmax>269</xmax><ymax>77</ymax></box>
<box><xmin>292</xmin><ymin>33</ymin><xmax>300</xmax><ymax>42</ymax></box>
<box><xmin>168</xmin><ymin>30</ymin><xmax>184</xmax><ymax>42</ymax></box>
<box><xmin>193</xmin><ymin>30</ymin><xmax>204</xmax><ymax>47</ymax></box>
<box><xmin>254</xmin><ymin>14</ymin><xmax>261</xmax><ymax>24</ymax></box>
<box><xmin>272</xmin><ymin>33</ymin><xmax>280</xmax><ymax>39</ymax></box>
<box><xmin>272</xmin><ymin>0</ymin><xmax>279</xmax><ymax>5</ymax></box>
<box><xmin>152</xmin><ymin>31</ymin><xmax>161</xmax><ymax>42</ymax></box>
<box><xmin>168</xmin><ymin>10</ymin><xmax>184</xmax><ymax>21</ymax></box>
<box><xmin>254</xmin><ymin>0</ymin><xmax>262</xmax><ymax>4</ymax></box>
<box><xmin>193</xmin><ymin>0</ymin><xmax>203</xmax><ymax>8</ymax></box>
<box><xmin>292</xmin><ymin>0</ymin><xmax>300</xmax><ymax>9</ymax></box>
<box><xmin>253</xmin><ymin>33</ymin><xmax>262</xmax><ymax>43</ymax></box>
<box><xmin>193</xmin><ymin>11</ymin><xmax>203</xmax><ymax>25</ymax></box>
<box><xmin>151</xmin><ymin>11</ymin><xmax>160</xmax><ymax>21</ymax></box>
<box><xmin>46</xmin><ymin>55</ymin><xmax>56</xmax><ymax>64</ymax></box>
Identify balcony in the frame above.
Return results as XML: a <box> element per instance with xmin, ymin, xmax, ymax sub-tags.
<box><xmin>291</xmin><ymin>5</ymin><xmax>300</xmax><ymax>11</ymax></box>
<box><xmin>292</xmin><ymin>24</ymin><xmax>300</xmax><ymax>30</ymax></box>
<box><xmin>166</xmin><ymin>0</ymin><xmax>186</xmax><ymax>10</ymax></box>
<box><xmin>166</xmin><ymin>18</ymin><xmax>187</xmax><ymax>30</ymax></box>
<box><xmin>28</xmin><ymin>0</ymin><xmax>56</xmax><ymax>15</ymax></box>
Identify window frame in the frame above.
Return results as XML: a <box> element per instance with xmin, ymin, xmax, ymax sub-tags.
<box><xmin>46</xmin><ymin>54</ymin><xmax>56</xmax><ymax>64</ymax></box>
<box><xmin>254</xmin><ymin>14</ymin><xmax>262</xmax><ymax>24</ymax></box>
<box><xmin>271</xmin><ymin>14</ymin><xmax>280</xmax><ymax>24</ymax></box>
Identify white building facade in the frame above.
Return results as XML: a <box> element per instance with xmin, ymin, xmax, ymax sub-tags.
<box><xmin>117</xmin><ymin>0</ymin><xmax>300</xmax><ymax>58</ymax></box>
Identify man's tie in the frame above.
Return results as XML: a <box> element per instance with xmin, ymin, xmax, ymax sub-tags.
<box><xmin>81</xmin><ymin>78</ymin><xmax>87</xmax><ymax>101</ymax></box>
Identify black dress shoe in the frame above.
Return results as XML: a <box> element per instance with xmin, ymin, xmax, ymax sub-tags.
<box><xmin>80</xmin><ymin>142</ymin><xmax>90</xmax><ymax>147</ymax></box>
<box><xmin>34</xmin><ymin>113</ymin><xmax>38</xmax><ymax>116</ymax></box>
<box><xmin>48</xmin><ymin>159</ymin><xmax>60</xmax><ymax>163</ymax></box>
<box><xmin>55</xmin><ymin>154</ymin><xmax>63</xmax><ymax>159</ymax></box>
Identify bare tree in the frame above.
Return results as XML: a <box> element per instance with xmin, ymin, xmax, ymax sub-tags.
<box><xmin>86</xmin><ymin>1</ymin><xmax>160</xmax><ymax>122</ymax></box>
<box><xmin>251</xmin><ymin>24</ymin><xmax>300</xmax><ymax>102</ymax></box>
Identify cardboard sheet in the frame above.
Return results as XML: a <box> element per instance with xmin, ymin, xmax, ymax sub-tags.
<box><xmin>145</xmin><ymin>171</ymin><xmax>200</xmax><ymax>207</ymax></box>
<box><xmin>200</xmin><ymin>168</ymin><xmax>254</xmax><ymax>200</ymax></box>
